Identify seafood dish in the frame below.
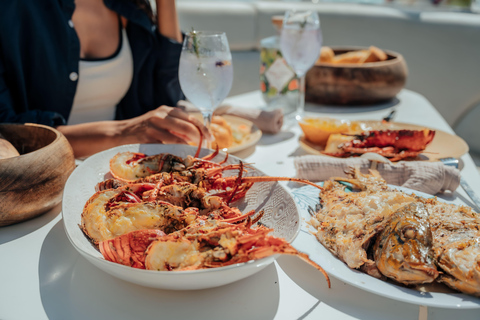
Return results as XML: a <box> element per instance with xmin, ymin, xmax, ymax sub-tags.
<box><xmin>188</xmin><ymin>114</ymin><xmax>262</xmax><ymax>153</ymax></box>
<box><xmin>322</xmin><ymin>129</ymin><xmax>436</xmax><ymax>161</ymax></box>
<box><xmin>308</xmin><ymin>167</ymin><xmax>480</xmax><ymax>297</ymax></box>
<box><xmin>76</xmin><ymin>144</ymin><xmax>330</xmax><ymax>287</ymax></box>
<box><xmin>299</xmin><ymin>117</ymin><xmax>438</xmax><ymax>161</ymax></box>
<box><xmin>210</xmin><ymin>115</ymin><xmax>251</xmax><ymax>150</ymax></box>
<box><xmin>426</xmin><ymin>197</ymin><xmax>480</xmax><ymax>295</ymax></box>
<box><xmin>99</xmin><ymin>220</ymin><xmax>328</xmax><ymax>283</ymax></box>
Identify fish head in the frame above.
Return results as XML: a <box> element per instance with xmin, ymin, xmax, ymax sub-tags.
<box><xmin>373</xmin><ymin>202</ymin><xmax>439</xmax><ymax>285</ymax></box>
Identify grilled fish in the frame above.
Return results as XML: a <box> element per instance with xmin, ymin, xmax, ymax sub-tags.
<box><xmin>309</xmin><ymin>169</ymin><xmax>417</xmax><ymax>273</ymax></box>
<box><xmin>424</xmin><ymin>198</ymin><xmax>480</xmax><ymax>296</ymax></box>
<box><xmin>310</xmin><ymin>167</ymin><xmax>480</xmax><ymax>297</ymax></box>
<box><xmin>373</xmin><ymin>202</ymin><xmax>439</xmax><ymax>285</ymax></box>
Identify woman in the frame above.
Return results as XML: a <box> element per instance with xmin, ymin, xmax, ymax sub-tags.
<box><xmin>0</xmin><ymin>0</ymin><xmax>211</xmax><ymax>157</ymax></box>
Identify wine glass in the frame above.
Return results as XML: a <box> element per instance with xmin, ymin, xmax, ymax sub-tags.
<box><xmin>280</xmin><ymin>11</ymin><xmax>322</xmax><ymax>121</ymax></box>
<box><xmin>178</xmin><ymin>31</ymin><xmax>233</xmax><ymax>149</ymax></box>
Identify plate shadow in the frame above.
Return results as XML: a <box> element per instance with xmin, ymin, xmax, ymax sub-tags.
<box><xmin>39</xmin><ymin>221</ymin><xmax>282</xmax><ymax>320</ymax></box>
<box><xmin>0</xmin><ymin>204</ymin><xmax>61</xmax><ymax>245</ymax></box>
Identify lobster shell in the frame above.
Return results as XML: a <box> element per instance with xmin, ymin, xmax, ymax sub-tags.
<box><xmin>345</xmin><ymin>129</ymin><xmax>435</xmax><ymax>152</ymax></box>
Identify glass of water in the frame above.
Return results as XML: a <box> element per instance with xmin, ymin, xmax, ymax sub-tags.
<box><xmin>280</xmin><ymin>11</ymin><xmax>322</xmax><ymax>121</ymax></box>
<box><xmin>178</xmin><ymin>31</ymin><xmax>233</xmax><ymax>148</ymax></box>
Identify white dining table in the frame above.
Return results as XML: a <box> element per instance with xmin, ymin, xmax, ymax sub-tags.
<box><xmin>1</xmin><ymin>89</ymin><xmax>479</xmax><ymax>320</ymax></box>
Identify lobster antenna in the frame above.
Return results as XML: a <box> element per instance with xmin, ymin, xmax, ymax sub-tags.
<box><xmin>226</xmin><ymin>161</ymin><xmax>244</xmax><ymax>205</ymax></box>
<box><xmin>194</xmin><ymin>125</ymin><xmax>203</xmax><ymax>158</ymax></box>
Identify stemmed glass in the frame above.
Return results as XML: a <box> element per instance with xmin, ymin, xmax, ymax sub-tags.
<box><xmin>178</xmin><ymin>31</ymin><xmax>233</xmax><ymax>149</ymax></box>
<box><xmin>280</xmin><ymin>11</ymin><xmax>322</xmax><ymax>121</ymax></box>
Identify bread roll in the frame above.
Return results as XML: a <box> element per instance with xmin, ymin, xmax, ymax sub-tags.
<box><xmin>319</xmin><ymin>46</ymin><xmax>388</xmax><ymax>65</ymax></box>
<box><xmin>211</xmin><ymin>116</ymin><xmax>233</xmax><ymax>149</ymax></box>
<box><xmin>317</xmin><ymin>46</ymin><xmax>335</xmax><ymax>64</ymax></box>
<box><xmin>363</xmin><ymin>46</ymin><xmax>388</xmax><ymax>63</ymax></box>
<box><xmin>332</xmin><ymin>50</ymin><xmax>370</xmax><ymax>64</ymax></box>
<box><xmin>324</xmin><ymin>134</ymin><xmax>355</xmax><ymax>153</ymax></box>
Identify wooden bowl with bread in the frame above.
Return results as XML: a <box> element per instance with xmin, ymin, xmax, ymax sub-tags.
<box><xmin>305</xmin><ymin>46</ymin><xmax>408</xmax><ymax>105</ymax></box>
<box><xmin>0</xmin><ymin>123</ymin><xmax>76</xmax><ymax>226</ymax></box>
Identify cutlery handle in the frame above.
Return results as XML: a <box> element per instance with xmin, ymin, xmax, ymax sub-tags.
<box><xmin>460</xmin><ymin>177</ymin><xmax>480</xmax><ymax>212</ymax></box>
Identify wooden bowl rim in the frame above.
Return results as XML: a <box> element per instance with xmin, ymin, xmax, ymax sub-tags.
<box><xmin>315</xmin><ymin>46</ymin><xmax>405</xmax><ymax>68</ymax></box>
<box><xmin>0</xmin><ymin>123</ymin><xmax>64</xmax><ymax>161</ymax></box>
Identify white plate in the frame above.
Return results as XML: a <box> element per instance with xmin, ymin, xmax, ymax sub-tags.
<box><xmin>221</xmin><ymin>115</ymin><xmax>262</xmax><ymax>153</ymax></box>
<box><xmin>62</xmin><ymin>144</ymin><xmax>299</xmax><ymax>290</ymax></box>
<box><xmin>298</xmin><ymin>120</ymin><xmax>469</xmax><ymax>162</ymax></box>
<box><xmin>191</xmin><ymin>114</ymin><xmax>262</xmax><ymax>154</ymax></box>
<box><xmin>291</xmin><ymin>184</ymin><xmax>480</xmax><ymax>309</ymax></box>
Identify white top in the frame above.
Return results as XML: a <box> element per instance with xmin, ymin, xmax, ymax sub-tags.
<box><xmin>68</xmin><ymin>27</ymin><xmax>133</xmax><ymax>125</ymax></box>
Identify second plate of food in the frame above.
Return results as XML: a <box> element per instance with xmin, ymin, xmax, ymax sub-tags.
<box><xmin>292</xmin><ymin>183</ymin><xmax>480</xmax><ymax>309</ymax></box>
<box><xmin>298</xmin><ymin>119</ymin><xmax>469</xmax><ymax>162</ymax></box>
<box><xmin>191</xmin><ymin>114</ymin><xmax>262</xmax><ymax>153</ymax></box>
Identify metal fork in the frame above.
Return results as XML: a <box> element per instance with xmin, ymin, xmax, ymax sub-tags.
<box><xmin>439</xmin><ymin>157</ymin><xmax>480</xmax><ymax>212</ymax></box>
<box><xmin>382</xmin><ymin>109</ymin><xmax>396</xmax><ymax>122</ymax></box>
<box><xmin>307</xmin><ymin>206</ymin><xmax>316</xmax><ymax>217</ymax></box>
<box><xmin>307</xmin><ymin>201</ymin><xmax>323</xmax><ymax>217</ymax></box>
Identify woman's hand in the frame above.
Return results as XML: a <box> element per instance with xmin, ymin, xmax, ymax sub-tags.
<box><xmin>119</xmin><ymin>105</ymin><xmax>212</xmax><ymax>145</ymax></box>
<box><xmin>57</xmin><ymin>105</ymin><xmax>213</xmax><ymax>158</ymax></box>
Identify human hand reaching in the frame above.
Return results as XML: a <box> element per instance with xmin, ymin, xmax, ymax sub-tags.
<box><xmin>119</xmin><ymin>105</ymin><xmax>213</xmax><ymax>145</ymax></box>
<box><xmin>58</xmin><ymin>105</ymin><xmax>213</xmax><ymax>158</ymax></box>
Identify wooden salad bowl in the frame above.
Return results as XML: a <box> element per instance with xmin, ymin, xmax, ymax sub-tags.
<box><xmin>0</xmin><ymin>123</ymin><xmax>76</xmax><ymax>226</ymax></box>
<box><xmin>305</xmin><ymin>47</ymin><xmax>408</xmax><ymax>105</ymax></box>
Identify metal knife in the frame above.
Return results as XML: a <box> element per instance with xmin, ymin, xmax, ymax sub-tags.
<box><xmin>440</xmin><ymin>157</ymin><xmax>480</xmax><ymax>212</ymax></box>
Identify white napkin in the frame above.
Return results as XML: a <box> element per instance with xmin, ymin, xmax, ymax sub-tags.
<box><xmin>294</xmin><ymin>156</ymin><xmax>461</xmax><ymax>195</ymax></box>
<box><xmin>177</xmin><ymin>100</ymin><xmax>283</xmax><ymax>134</ymax></box>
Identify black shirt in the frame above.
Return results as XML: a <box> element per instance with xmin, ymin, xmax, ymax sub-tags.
<box><xmin>0</xmin><ymin>0</ymin><xmax>184</xmax><ymax>126</ymax></box>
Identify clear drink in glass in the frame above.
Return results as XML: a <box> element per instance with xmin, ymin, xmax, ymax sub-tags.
<box><xmin>280</xmin><ymin>11</ymin><xmax>322</xmax><ymax>121</ymax></box>
<box><xmin>178</xmin><ymin>31</ymin><xmax>233</xmax><ymax>148</ymax></box>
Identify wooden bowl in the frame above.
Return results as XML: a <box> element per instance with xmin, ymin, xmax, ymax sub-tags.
<box><xmin>0</xmin><ymin>123</ymin><xmax>76</xmax><ymax>226</ymax></box>
<box><xmin>305</xmin><ymin>47</ymin><xmax>408</xmax><ymax>105</ymax></box>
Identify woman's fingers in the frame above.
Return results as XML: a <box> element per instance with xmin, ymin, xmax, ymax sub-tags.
<box><xmin>145</xmin><ymin>126</ymin><xmax>187</xmax><ymax>145</ymax></box>
<box><xmin>148</xmin><ymin>106</ymin><xmax>213</xmax><ymax>144</ymax></box>
<box><xmin>168</xmin><ymin>107</ymin><xmax>213</xmax><ymax>142</ymax></box>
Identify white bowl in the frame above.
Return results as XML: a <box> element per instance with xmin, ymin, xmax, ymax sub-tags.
<box><xmin>62</xmin><ymin>144</ymin><xmax>300</xmax><ymax>290</ymax></box>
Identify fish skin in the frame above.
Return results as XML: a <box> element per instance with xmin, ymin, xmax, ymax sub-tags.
<box><xmin>434</xmin><ymin>236</ymin><xmax>480</xmax><ymax>296</ymax></box>
<box><xmin>373</xmin><ymin>202</ymin><xmax>439</xmax><ymax>285</ymax></box>
<box><xmin>310</xmin><ymin>177</ymin><xmax>417</xmax><ymax>271</ymax></box>
<box><xmin>425</xmin><ymin>198</ymin><xmax>480</xmax><ymax>296</ymax></box>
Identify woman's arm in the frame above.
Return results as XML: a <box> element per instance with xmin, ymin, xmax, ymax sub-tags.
<box><xmin>57</xmin><ymin>105</ymin><xmax>212</xmax><ymax>158</ymax></box>
<box><xmin>155</xmin><ymin>0</ymin><xmax>182</xmax><ymax>43</ymax></box>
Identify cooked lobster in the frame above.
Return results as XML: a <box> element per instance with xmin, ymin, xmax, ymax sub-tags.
<box><xmin>99</xmin><ymin>221</ymin><xmax>331</xmax><ymax>288</ymax></box>
<box><xmin>323</xmin><ymin>129</ymin><xmax>436</xmax><ymax>161</ymax></box>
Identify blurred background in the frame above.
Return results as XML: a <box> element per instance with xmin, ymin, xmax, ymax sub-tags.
<box><xmin>160</xmin><ymin>0</ymin><xmax>480</xmax><ymax>170</ymax></box>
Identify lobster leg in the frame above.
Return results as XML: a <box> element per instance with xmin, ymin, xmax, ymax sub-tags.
<box><xmin>248</xmin><ymin>244</ymin><xmax>331</xmax><ymax>288</ymax></box>
<box><xmin>218</xmin><ymin>152</ymin><xmax>229</xmax><ymax>165</ymax></box>
<box><xmin>226</xmin><ymin>161</ymin><xmax>245</xmax><ymax>205</ymax></box>
<box><xmin>239</xmin><ymin>176</ymin><xmax>324</xmax><ymax>191</ymax></box>
<box><xmin>211</xmin><ymin>173</ymin><xmax>324</xmax><ymax>204</ymax></box>
<box><xmin>202</xmin><ymin>145</ymin><xmax>220</xmax><ymax>161</ymax></box>
<box><xmin>194</xmin><ymin>125</ymin><xmax>203</xmax><ymax>158</ymax></box>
